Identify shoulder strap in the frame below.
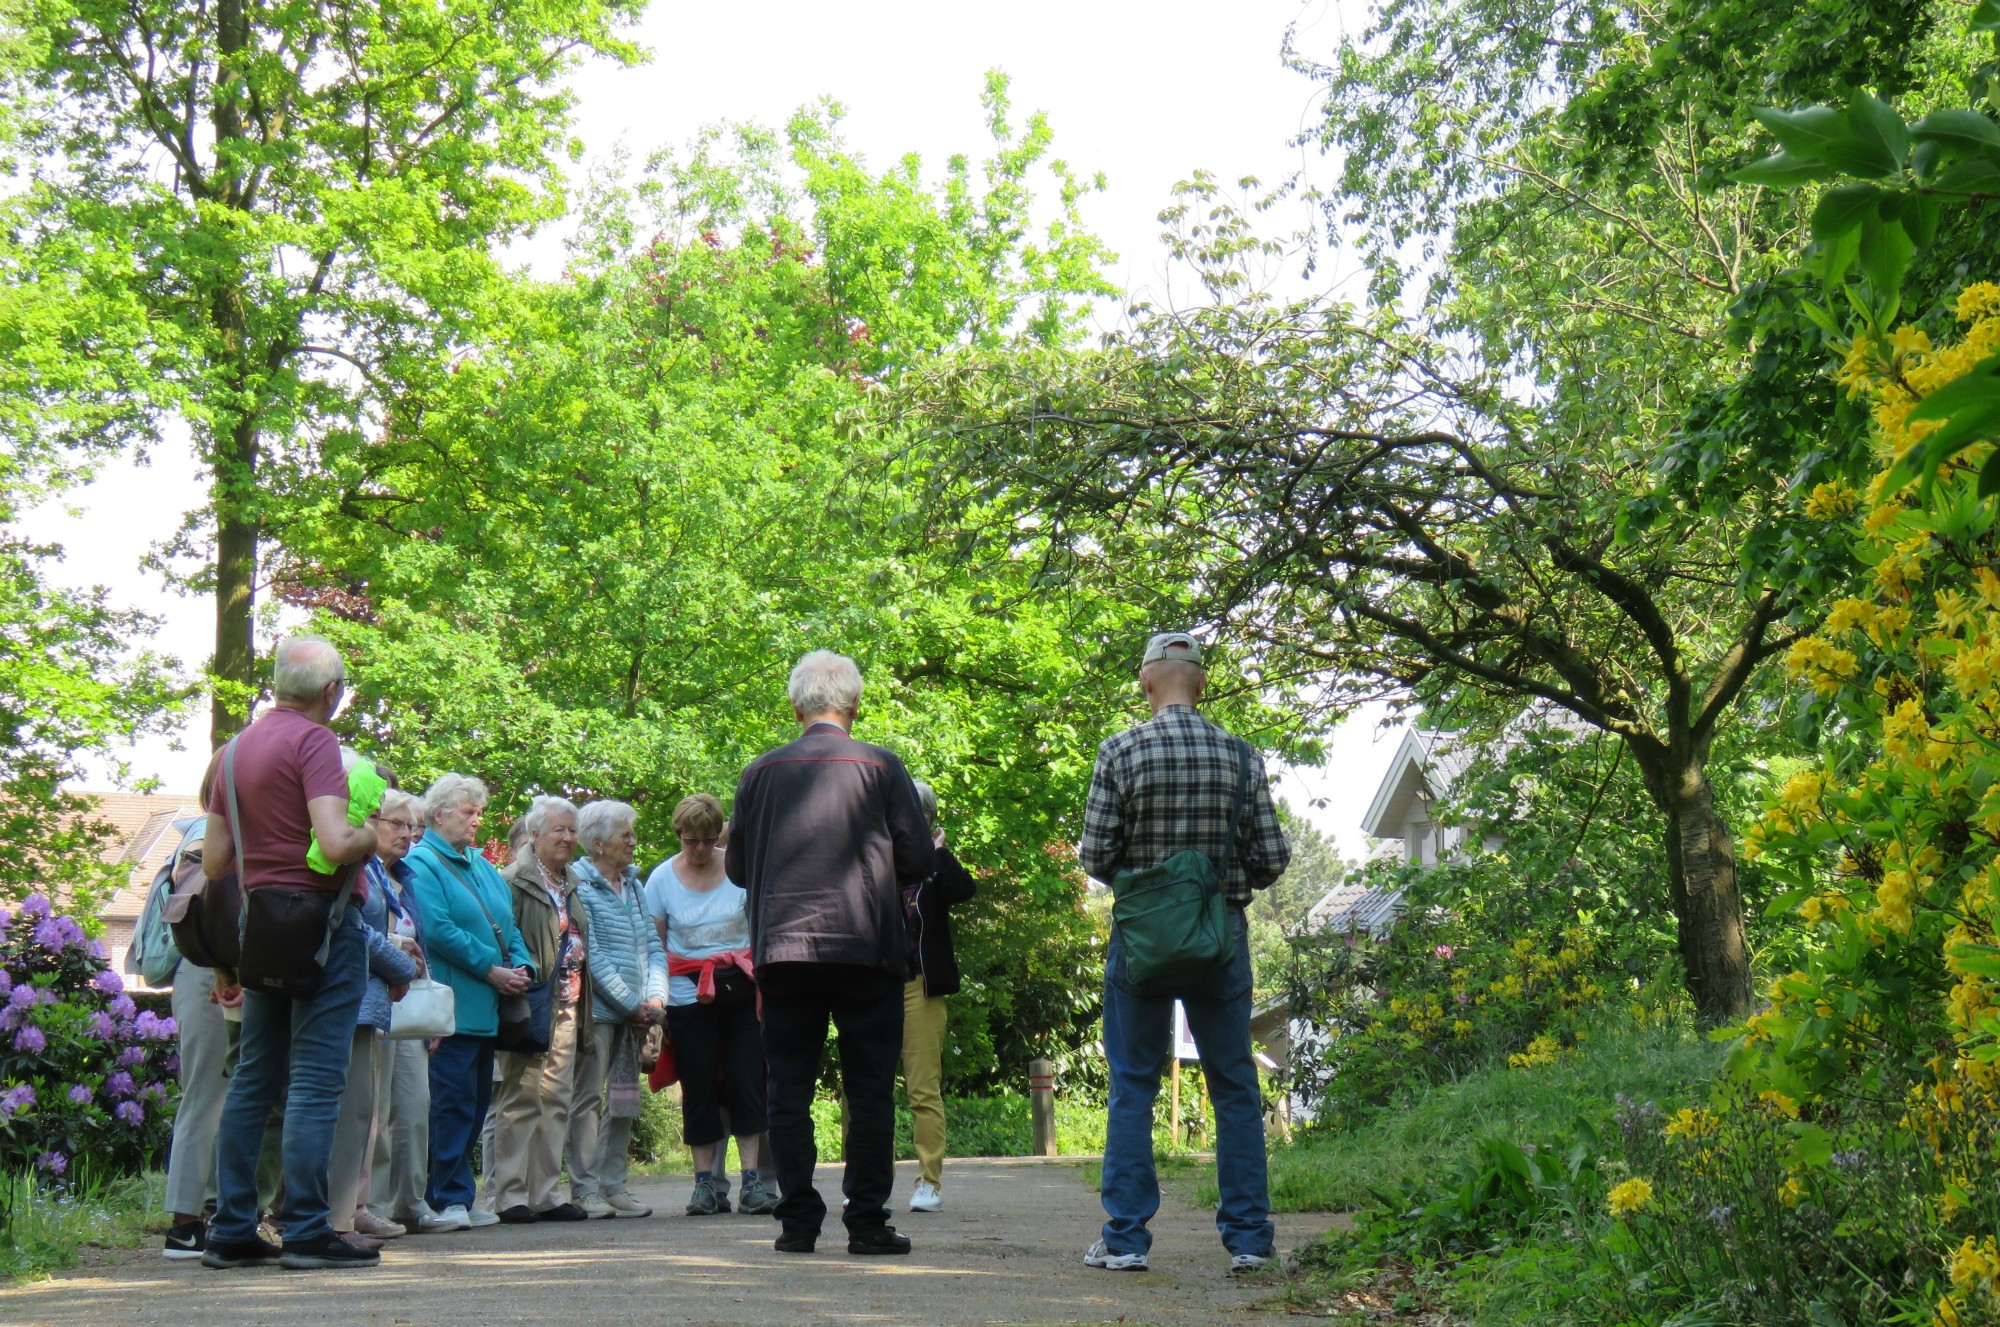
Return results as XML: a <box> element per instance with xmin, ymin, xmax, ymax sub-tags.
<box><xmin>440</xmin><ymin>854</ymin><xmax>510</xmax><ymax>958</ymax></box>
<box><xmin>1214</xmin><ymin>736</ymin><xmax>1256</xmax><ymax>884</ymax></box>
<box><xmin>226</xmin><ymin>732</ymin><xmax>360</xmax><ymax>965</ymax></box>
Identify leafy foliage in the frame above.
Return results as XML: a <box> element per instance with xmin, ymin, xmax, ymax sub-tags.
<box><xmin>0</xmin><ymin>896</ymin><xmax>177</xmax><ymax>1183</ymax></box>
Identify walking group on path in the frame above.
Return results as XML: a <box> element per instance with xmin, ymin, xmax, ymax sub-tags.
<box><xmin>146</xmin><ymin>630</ymin><xmax>1290</xmax><ymax>1277</ymax></box>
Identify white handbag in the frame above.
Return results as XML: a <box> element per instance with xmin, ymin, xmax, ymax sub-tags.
<box><xmin>385</xmin><ymin>976</ymin><xmax>456</xmax><ymax>1040</ymax></box>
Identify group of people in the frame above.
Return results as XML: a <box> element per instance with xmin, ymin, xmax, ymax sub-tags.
<box><xmin>155</xmin><ymin>628</ymin><xmax>1289</xmax><ymax>1275</ymax></box>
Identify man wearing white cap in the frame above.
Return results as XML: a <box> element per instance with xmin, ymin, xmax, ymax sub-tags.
<box><xmin>1078</xmin><ymin>631</ymin><xmax>1290</xmax><ymax>1274</ymax></box>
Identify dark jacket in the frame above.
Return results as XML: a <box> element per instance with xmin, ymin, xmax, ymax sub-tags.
<box><xmin>727</xmin><ymin>721</ymin><xmax>936</xmax><ymax>974</ymax></box>
<box><xmin>910</xmin><ymin>847</ymin><xmax>977</xmax><ymax>997</ymax></box>
<box><xmin>502</xmin><ymin>853</ymin><xmax>594</xmax><ymax>1054</ymax></box>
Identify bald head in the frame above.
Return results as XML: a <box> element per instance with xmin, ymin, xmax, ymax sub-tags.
<box><xmin>272</xmin><ymin>635</ymin><xmax>346</xmax><ymax>706</ymax></box>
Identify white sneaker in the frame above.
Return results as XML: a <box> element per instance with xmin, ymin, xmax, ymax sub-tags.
<box><xmin>418</xmin><ymin>1204</ymin><xmax>472</xmax><ymax>1233</ymax></box>
<box><xmin>1230</xmin><ymin>1252</ymin><xmax>1272</xmax><ymax>1274</ymax></box>
<box><xmin>1083</xmin><ymin>1239</ymin><xmax>1149</xmax><ymax>1271</ymax></box>
<box><xmin>465</xmin><ymin>1206</ymin><xmax>501</xmax><ymax>1228</ymax></box>
<box><xmin>575</xmin><ymin>1194</ymin><xmax>614</xmax><ymax>1219</ymax></box>
<box><xmin>908</xmin><ymin>1181</ymin><xmax>942</xmax><ymax>1213</ymax></box>
<box><xmin>604</xmin><ymin>1192</ymin><xmax>653</xmax><ymax>1218</ymax></box>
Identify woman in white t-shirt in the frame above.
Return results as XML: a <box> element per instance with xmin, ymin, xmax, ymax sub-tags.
<box><xmin>641</xmin><ymin>793</ymin><xmax>771</xmax><ymax>1217</ymax></box>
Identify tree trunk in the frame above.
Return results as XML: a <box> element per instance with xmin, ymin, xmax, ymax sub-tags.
<box><xmin>209</xmin><ymin>416</ymin><xmax>259</xmax><ymax>748</ymax></box>
<box><xmin>1652</xmin><ymin>760</ymin><xmax>1754</xmax><ymax>1024</ymax></box>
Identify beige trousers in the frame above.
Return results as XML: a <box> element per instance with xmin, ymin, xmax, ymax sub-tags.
<box><xmin>327</xmin><ymin>1027</ymin><xmax>380</xmax><ymax>1232</ymax></box>
<box><xmin>901</xmin><ymin>979</ymin><xmax>948</xmax><ymax>1187</ymax></box>
<box><xmin>489</xmin><ymin>995</ymin><xmax>581</xmax><ymax>1213</ymax></box>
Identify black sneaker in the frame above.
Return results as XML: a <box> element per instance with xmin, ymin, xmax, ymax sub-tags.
<box><xmin>201</xmin><ymin>1235</ymin><xmax>282</xmax><ymax>1269</ymax></box>
<box><xmin>774</xmin><ymin>1229</ymin><xmax>818</xmax><ymax>1253</ymax></box>
<box><xmin>163</xmin><ymin>1220</ymin><xmax>206</xmax><ymax>1261</ymax></box>
<box><xmin>848</xmin><ymin>1226</ymin><xmax>912</xmax><ymax>1256</ymax></box>
<box><xmin>498</xmin><ymin>1204</ymin><xmax>538</xmax><ymax>1225</ymax></box>
<box><xmin>538</xmin><ymin>1203</ymin><xmax>588</xmax><ymax>1222</ymax></box>
<box><xmin>278</xmin><ymin>1232</ymin><xmax>381</xmax><ymax>1270</ymax></box>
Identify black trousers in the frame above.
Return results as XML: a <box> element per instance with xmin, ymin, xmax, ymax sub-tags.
<box><xmin>666</xmin><ymin>996</ymin><xmax>767</xmax><ymax>1146</ymax></box>
<box><xmin>757</xmin><ymin>962</ymin><xmax>904</xmax><ymax>1236</ymax></box>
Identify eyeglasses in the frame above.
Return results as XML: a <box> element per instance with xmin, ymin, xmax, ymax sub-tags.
<box><xmin>371</xmin><ymin>817</ymin><xmax>421</xmax><ymax>833</ymax></box>
<box><xmin>680</xmin><ymin>836</ymin><xmax>721</xmax><ymax>847</ymax></box>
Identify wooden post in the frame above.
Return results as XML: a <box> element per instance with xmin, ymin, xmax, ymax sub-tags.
<box><xmin>1169</xmin><ymin>1056</ymin><xmax>1182</xmax><ymax>1148</ymax></box>
<box><xmin>1029</xmin><ymin>1058</ymin><xmax>1058</xmax><ymax>1156</ymax></box>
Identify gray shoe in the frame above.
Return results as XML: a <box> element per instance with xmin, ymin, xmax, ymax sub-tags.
<box><xmin>686</xmin><ymin>1175</ymin><xmax>726</xmax><ymax>1216</ymax></box>
<box><xmin>737</xmin><ymin>1175</ymin><xmax>776</xmax><ymax>1215</ymax></box>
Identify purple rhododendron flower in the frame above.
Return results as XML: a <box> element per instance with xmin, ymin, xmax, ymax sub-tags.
<box><xmin>32</xmin><ymin>918</ymin><xmax>70</xmax><ymax>951</ymax></box>
<box><xmin>142</xmin><ymin>1081</ymin><xmax>168</xmax><ymax>1103</ymax></box>
<box><xmin>163</xmin><ymin>1052</ymin><xmax>180</xmax><ymax>1075</ymax></box>
<box><xmin>0</xmin><ymin>968</ymin><xmax>12</xmax><ymax>995</ymax></box>
<box><xmin>13</xmin><ymin>1025</ymin><xmax>46</xmax><ymax>1054</ymax></box>
<box><xmin>133</xmin><ymin>1010</ymin><xmax>163</xmax><ymax>1039</ymax></box>
<box><xmin>20</xmin><ymin>893</ymin><xmax>50</xmax><ymax>919</ymax></box>
<box><xmin>91</xmin><ymin>970</ymin><xmax>124</xmax><ymax>996</ymax></box>
<box><xmin>114</xmin><ymin>1100</ymin><xmax>145</xmax><ymax>1126</ymax></box>
<box><xmin>158</xmin><ymin>1014</ymin><xmax>176</xmax><ymax>1038</ymax></box>
<box><xmin>109</xmin><ymin>994</ymin><xmax>136</xmax><ymax>1019</ymax></box>
<box><xmin>7</xmin><ymin>984</ymin><xmax>35</xmax><ymax>1010</ymax></box>
<box><xmin>102</xmin><ymin>1070</ymin><xmax>135</xmax><ymax>1098</ymax></box>
<box><xmin>1</xmin><ymin>1084</ymin><xmax>35</xmax><ymax>1116</ymax></box>
<box><xmin>116</xmin><ymin>1045</ymin><xmax>145</xmax><ymax>1068</ymax></box>
<box><xmin>87</xmin><ymin>939</ymin><xmax>106</xmax><ymax>961</ymax></box>
<box><xmin>34</xmin><ymin>1150</ymin><xmax>66</xmax><ymax>1175</ymax></box>
<box><xmin>85</xmin><ymin>1011</ymin><xmax>117</xmax><ymax>1040</ymax></box>
<box><xmin>67</xmin><ymin>1084</ymin><xmax>93</xmax><ymax>1106</ymax></box>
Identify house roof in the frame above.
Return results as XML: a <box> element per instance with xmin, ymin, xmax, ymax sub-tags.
<box><xmin>1358</xmin><ymin>728</ymin><xmax>1471</xmax><ymax>839</ymax></box>
<box><xmin>1305</xmin><ymin>883</ymin><xmax>1406</xmax><ymax>938</ymax></box>
<box><xmin>83</xmin><ymin>792</ymin><xmax>202</xmax><ymax>919</ymax></box>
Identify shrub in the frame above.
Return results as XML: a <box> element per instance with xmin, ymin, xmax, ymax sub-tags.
<box><xmin>0</xmin><ymin>894</ymin><xmax>178</xmax><ymax>1185</ymax></box>
<box><xmin>1282</xmin><ymin>856</ymin><xmax>1632</xmax><ymax>1128</ymax></box>
<box><xmin>1727</xmin><ymin>285</ymin><xmax>2000</xmax><ymax>1327</ymax></box>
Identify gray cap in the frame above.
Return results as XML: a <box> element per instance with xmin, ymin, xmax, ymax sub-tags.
<box><xmin>1141</xmin><ymin>631</ymin><xmax>1205</xmax><ymax>669</ymax></box>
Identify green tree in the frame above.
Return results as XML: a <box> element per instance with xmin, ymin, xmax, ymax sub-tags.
<box><xmin>274</xmin><ymin>86</ymin><xmax>1141</xmax><ymax>1083</ymax></box>
<box><xmin>0</xmin><ymin>0</ymin><xmax>643</xmax><ymax>746</ymax></box>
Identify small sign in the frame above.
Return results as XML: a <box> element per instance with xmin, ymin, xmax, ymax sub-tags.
<box><xmin>1173</xmin><ymin>1001</ymin><xmax>1200</xmax><ymax>1062</ymax></box>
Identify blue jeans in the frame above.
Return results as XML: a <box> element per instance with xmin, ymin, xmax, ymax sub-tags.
<box><xmin>427</xmin><ymin>1033</ymin><xmax>495</xmax><ymax>1211</ymax></box>
<box><xmin>210</xmin><ymin>910</ymin><xmax>367</xmax><ymax>1247</ymax></box>
<box><xmin>1099</xmin><ymin>908</ymin><xmax>1273</xmax><ymax>1258</ymax></box>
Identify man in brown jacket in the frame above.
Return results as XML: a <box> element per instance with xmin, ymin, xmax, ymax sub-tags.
<box><xmin>728</xmin><ymin>650</ymin><xmax>935</xmax><ymax>1256</ymax></box>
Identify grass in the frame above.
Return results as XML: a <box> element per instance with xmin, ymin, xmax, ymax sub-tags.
<box><xmin>0</xmin><ymin>1168</ymin><xmax>165</xmax><ymax>1283</ymax></box>
<box><xmin>1199</xmin><ymin>1013</ymin><xmax>1722</xmax><ymax>1214</ymax></box>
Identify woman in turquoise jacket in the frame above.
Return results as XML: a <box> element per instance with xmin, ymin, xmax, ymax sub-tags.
<box><xmin>405</xmin><ymin>773</ymin><xmax>535</xmax><ymax>1230</ymax></box>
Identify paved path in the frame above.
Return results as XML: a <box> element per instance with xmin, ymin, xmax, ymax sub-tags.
<box><xmin>0</xmin><ymin>1159</ymin><xmax>1322</xmax><ymax>1326</ymax></box>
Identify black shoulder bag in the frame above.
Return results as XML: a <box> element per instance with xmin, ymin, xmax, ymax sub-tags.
<box><xmin>444</xmin><ymin>857</ymin><xmax>552</xmax><ymax>1053</ymax></box>
<box><xmin>226</xmin><ymin>737</ymin><xmax>360</xmax><ymax>999</ymax></box>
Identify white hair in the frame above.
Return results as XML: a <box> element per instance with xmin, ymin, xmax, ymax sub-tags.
<box><xmin>787</xmin><ymin>650</ymin><xmax>864</xmax><ymax>716</ymax></box>
<box><xmin>379</xmin><ymin>787</ymin><xmax>422</xmax><ymax>822</ymax></box>
<box><xmin>524</xmin><ymin>794</ymin><xmax>578</xmax><ymax>838</ymax></box>
<box><xmin>912</xmin><ymin>778</ymin><xmax>937</xmax><ymax>824</ymax></box>
<box><xmin>272</xmin><ymin>635</ymin><xmax>344</xmax><ymax>703</ymax></box>
<box><xmin>576</xmin><ymin>799</ymin><xmax>638</xmax><ymax>857</ymax></box>
<box><xmin>423</xmin><ymin>773</ymin><xmax>489</xmax><ymax>823</ymax></box>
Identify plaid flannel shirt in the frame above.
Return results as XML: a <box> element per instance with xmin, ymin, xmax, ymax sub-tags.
<box><xmin>1079</xmin><ymin>705</ymin><xmax>1290</xmax><ymax>906</ymax></box>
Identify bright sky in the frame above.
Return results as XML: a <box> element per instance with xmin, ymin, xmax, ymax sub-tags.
<box><xmin>20</xmin><ymin>0</ymin><xmax>1402</xmax><ymax>859</ymax></box>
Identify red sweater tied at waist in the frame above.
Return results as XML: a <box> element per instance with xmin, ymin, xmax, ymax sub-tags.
<box><xmin>667</xmin><ymin>948</ymin><xmax>755</xmax><ymax>1005</ymax></box>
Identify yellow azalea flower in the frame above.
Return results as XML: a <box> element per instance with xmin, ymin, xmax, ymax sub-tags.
<box><xmin>1778</xmin><ymin>1176</ymin><xmax>1806</xmax><ymax>1207</ymax></box>
<box><xmin>1949</xmin><ymin>1236</ymin><xmax>2000</xmax><ymax>1294</ymax></box>
<box><xmin>1662</xmin><ymin>1107</ymin><xmax>1717</xmax><ymax>1142</ymax></box>
<box><xmin>1758</xmin><ymin>1089</ymin><xmax>1802</xmax><ymax>1120</ymax></box>
<box><xmin>1957</xmin><ymin>281</ymin><xmax>2000</xmax><ymax>322</ymax></box>
<box><xmin>1803</xmin><ymin>480</ymin><xmax>1860</xmax><ymax>520</ymax></box>
<box><xmin>1935</xmin><ymin>1292</ymin><xmax>1966</xmax><ymax>1327</ymax></box>
<box><xmin>1823</xmin><ymin>598</ymin><xmax>1876</xmax><ymax>633</ymax></box>
<box><xmin>1606</xmin><ymin>1177</ymin><xmax>1654</xmax><ymax>1217</ymax></box>
<box><xmin>1889</xmin><ymin>324</ymin><xmax>1934</xmax><ymax>358</ymax></box>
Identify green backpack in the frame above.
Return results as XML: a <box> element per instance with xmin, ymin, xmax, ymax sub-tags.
<box><xmin>1109</xmin><ymin>735</ymin><xmax>1254</xmax><ymax>995</ymax></box>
